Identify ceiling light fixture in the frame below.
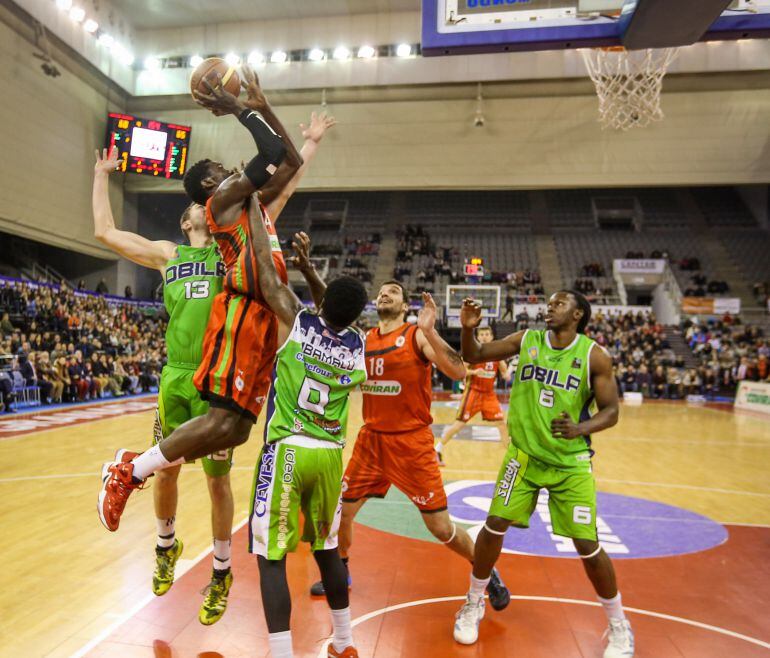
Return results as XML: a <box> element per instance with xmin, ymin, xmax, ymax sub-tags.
<box><xmin>189</xmin><ymin>54</ymin><xmax>204</xmax><ymax>68</ymax></box>
<box><xmin>83</xmin><ymin>19</ymin><xmax>98</xmax><ymax>33</ymax></box>
<box><xmin>333</xmin><ymin>46</ymin><xmax>351</xmax><ymax>60</ymax></box>
<box><xmin>308</xmin><ymin>48</ymin><xmax>326</xmax><ymax>61</ymax></box>
<box><xmin>270</xmin><ymin>50</ymin><xmax>288</xmax><ymax>64</ymax></box>
<box><xmin>69</xmin><ymin>6</ymin><xmax>85</xmax><ymax>22</ymax></box>
<box><xmin>396</xmin><ymin>43</ymin><xmax>412</xmax><ymax>57</ymax></box>
<box><xmin>357</xmin><ymin>45</ymin><xmax>376</xmax><ymax>59</ymax></box>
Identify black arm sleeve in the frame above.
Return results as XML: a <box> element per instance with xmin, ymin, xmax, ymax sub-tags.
<box><xmin>238</xmin><ymin>108</ymin><xmax>287</xmax><ymax>165</ymax></box>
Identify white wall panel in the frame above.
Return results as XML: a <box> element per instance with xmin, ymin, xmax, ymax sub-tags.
<box><xmin>125</xmin><ymin>88</ymin><xmax>770</xmax><ymax>194</ymax></box>
<box><xmin>0</xmin><ymin>19</ymin><xmax>122</xmax><ymax>258</ymax></box>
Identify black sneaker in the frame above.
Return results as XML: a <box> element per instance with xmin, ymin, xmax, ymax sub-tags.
<box><xmin>486</xmin><ymin>568</ymin><xmax>510</xmax><ymax>611</ymax></box>
<box><xmin>309</xmin><ymin>567</ymin><xmax>352</xmax><ymax>597</ymax></box>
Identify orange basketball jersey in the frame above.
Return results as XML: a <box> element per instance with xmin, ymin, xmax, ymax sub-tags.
<box><xmin>205</xmin><ymin>197</ymin><xmax>287</xmax><ymax>303</ymax></box>
<box><xmin>469</xmin><ymin>361</ymin><xmax>499</xmax><ymax>393</ymax></box>
<box><xmin>361</xmin><ymin>323</ymin><xmax>432</xmax><ymax>432</ymax></box>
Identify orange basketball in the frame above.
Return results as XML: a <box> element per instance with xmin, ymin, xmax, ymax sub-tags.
<box><xmin>190</xmin><ymin>57</ymin><xmax>240</xmax><ymax>100</ymax></box>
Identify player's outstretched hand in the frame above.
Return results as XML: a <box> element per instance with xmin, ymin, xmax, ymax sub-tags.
<box><xmin>94</xmin><ymin>147</ymin><xmax>121</xmax><ymax>174</ymax></box>
<box><xmin>291</xmin><ymin>232</ymin><xmax>313</xmax><ymax>271</ymax></box>
<box><xmin>301</xmin><ymin>112</ymin><xmax>337</xmax><ymax>143</ymax></box>
<box><xmin>240</xmin><ymin>64</ymin><xmax>268</xmax><ymax>112</ymax></box>
<box><xmin>551</xmin><ymin>412</ymin><xmax>582</xmax><ymax>439</ymax></box>
<box><xmin>193</xmin><ymin>73</ymin><xmax>243</xmax><ymax>116</ymax></box>
<box><xmin>460</xmin><ymin>298</ymin><xmax>482</xmax><ymax>329</ymax></box>
<box><xmin>417</xmin><ymin>292</ymin><xmax>437</xmax><ymax>334</ymax></box>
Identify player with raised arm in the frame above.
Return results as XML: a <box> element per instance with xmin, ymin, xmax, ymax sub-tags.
<box><xmin>246</xmin><ymin>196</ymin><xmax>368</xmax><ymax>658</ymax></box>
<box><xmin>435</xmin><ymin>325</ymin><xmax>511</xmax><ymax>466</ymax></box>
<box><xmin>452</xmin><ymin>291</ymin><xmax>634</xmax><ymax>658</ymax></box>
<box><xmin>98</xmin><ymin>70</ymin><xmax>335</xmax><ymax>535</ymax></box>
<box><xmin>309</xmin><ymin>280</ymin><xmax>510</xmax><ymax>611</ymax></box>
<box><xmin>93</xmin><ymin>147</ymin><xmax>236</xmax><ymax>622</ymax></box>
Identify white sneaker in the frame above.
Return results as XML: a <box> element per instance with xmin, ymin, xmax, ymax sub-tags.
<box><xmin>453</xmin><ymin>595</ymin><xmax>485</xmax><ymax>645</ymax></box>
<box><xmin>603</xmin><ymin>618</ymin><xmax>634</xmax><ymax>657</ymax></box>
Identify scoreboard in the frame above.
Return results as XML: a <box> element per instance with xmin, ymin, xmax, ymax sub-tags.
<box><xmin>106</xmin><ymin>113</ymin><xmax>191</xmax><ymax>179</ymax></box>
<box><xmin>464</xmin><ymin>256</ymin><xmax>485</xmax><ymax>278</ymax></box>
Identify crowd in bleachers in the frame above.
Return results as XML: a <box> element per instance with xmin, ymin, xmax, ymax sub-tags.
<box><xmin>0</xmin><ymin>279</ymin><xmax>165</xmax><ymax>413</ymax></box>
<box><xmin>684</xmin><ymin>316</ymin><xmax>770</xmax><ymax>388</ymax></box>
<box><xmin>586</xmin><ymin>309</ymin><xmax>770</xmax><ymax>398</ymax></box>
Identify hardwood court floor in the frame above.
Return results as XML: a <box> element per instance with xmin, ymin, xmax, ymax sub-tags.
<box><xmin>0</xmin><ymin>394</ymin><xmax>768</xmax><ymax>657</ymax></box>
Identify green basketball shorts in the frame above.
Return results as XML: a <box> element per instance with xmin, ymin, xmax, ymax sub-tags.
<box><xmin>488</xmin><ymin>442</ymin><xmax>597</xmax><ymax>541</ymax></box>
<box><xmin>248</xmin><ymin>435</ymin><xmax>344</xmax><ymax>560</ymax></box>
<box><xmin>154</xmin><ymin>364</ymin><xmax>233</xmax><ymax>478</ymax></box>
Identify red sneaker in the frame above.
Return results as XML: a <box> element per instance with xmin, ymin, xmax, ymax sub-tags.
<box><xmin>115</xmin><ymin>449</ymin><xmax>140</xmax><ymax>463</ymax></box>
<box><xmin>97</xmin><ymin>460</ymin><xmax>144</xmax><ymax>531</ymax></box>
<box><xmin>328</xmin><ymin>646</ymin><xmax>359</xmax><ymax>658</ymax></box>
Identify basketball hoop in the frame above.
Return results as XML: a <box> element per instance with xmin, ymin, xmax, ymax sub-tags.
<box><xmin>580</xmin><ymin>47</ymin><xmax>679</xmax><ymax>131</ymax></box>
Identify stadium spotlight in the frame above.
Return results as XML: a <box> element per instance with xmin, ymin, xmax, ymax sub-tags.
<box><xmin>83</xmin><ymin>18</ymin><xmax>98</xmax><ymax>33</ymax></box>
<box><xmin>224</xmin><ymin>52</ymin><xmax>241</xmax><ymax>66</ymax></box>
<box><xmin>98</xmin><ymin>33</ymin><xmax>114</xmax><ymax>48</ymax></box>
<box><xmin>396</xmin><ymin>43</ymin><xmax>412</xmax><ymax>57</ymax></box>
<box><xmin>308</xmin><ymin>48</ymin><xmax>326</xmax><ymax>61</ymax></box>
<box><xmin>333</xmin><ymin>46</ymin><xmax>351</xmax><ymax>60</ymax></box>
<box><xmin>144</xmin><ymin>56</ymin><xmax>161</xmax><ymax>71</ymax></box>
<box><xmin>69</xmin><ymin>6</ymin><xmax>85</xmax><ymax>22</ymax></box>
<box><xmin>357</xmin><ymin>45</ymin><xmax>376</xmax><ymax>59</ymax></box>
<box><xmin>189</xmin><ymin>54</ymin><xmax>204</xmax><ymax>68</ymax></box>
<box><xmin>270</xmin><ymin>50</ymin><xmax>288</xmax><ymax>64</ymax></box>
<box><xmin>115</xmin><ymin>44</ymin><xmax>134</xmax><ymax>66</ymax></box>
<box><xmin>56</xmin><ymin>0</ymin><xmax>72</xmax><ymax>10</ymax></box>
<box><xmin>247</xmin><ymin>51</ymin><xmax>265</xmax><ymax>66</ymax></box>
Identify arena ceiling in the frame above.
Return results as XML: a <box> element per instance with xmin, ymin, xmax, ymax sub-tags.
<box><xmin>120</xmin><ymin>0</ymin><xmax>421</xmax><ymax>30</ymax></box>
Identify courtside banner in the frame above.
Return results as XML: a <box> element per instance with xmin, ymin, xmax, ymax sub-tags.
<box><xmin>682</xmin><ymin>297</ymin><xmax>741</xmax><ymax>315</ymax></box>
<box><xmin>614</xmin><ymin>259</ymin><xmax>666</xmax><ymax>274</ymax></box>
<box><xmin>735</xmin><ymin>381</ymin><xmax>770</xmax><ymax>416</ymax></box>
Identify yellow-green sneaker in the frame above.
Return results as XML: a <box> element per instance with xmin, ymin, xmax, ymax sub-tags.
<box><xmin>199</xmin><ymin>570</ymin><xmax>233</xmax><ymax>625</ymax></box>
<box><xmin>152</xmin><ymin>539</ymin><xmax>183</xmax><ymax>596</ymax></box>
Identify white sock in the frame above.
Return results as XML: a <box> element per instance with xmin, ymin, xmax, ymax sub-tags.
<box><xmin>268</xmin><ymin>630</ymin><xmax>293</xmax><ymax>658</ymax></box>
<box><xmin>132</xmin><ymin>444</ymin><xmax>183</xmax><ymax>480</ymax></box>
<box><xmin>598</xmin><ymin>592</ymin><xmax>626</xmax><ymax>621</ymax></box>
<box><xmin>435</xmin><ymin>441</ymin><xmax>443</xmax><ymax>452</ymax></box>
<box><xmin>156</xmin><ymin>517</ymin><xmax>175</xmax><ymax>549</ymax></box>
<box><xmin>213</xmin><ymin>538</ymin><xmax>231</xmax><ymax>572</ymax></box>
<box><xmin>469</xmin><ymin>573</ymin><xmax>490</xmax><ymax>602</ymax></box>
<box><xmin>331</xmin><ymin>607</ymin><xmax>353</xmax><ymax>652</ymax></box>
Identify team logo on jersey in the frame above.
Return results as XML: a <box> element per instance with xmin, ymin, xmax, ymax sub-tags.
<box><xmin>411</xmin><ymin>491</ymin><xmax>435</xmax><ymax>506</ymax></box>
<box><xmin>339</xmin><ymin>374</ymin><xmax>352</xmax><ymax>385</ymax></box>
<box><xmin>312</xmin><ymin>417</ymin><xmax>342</xmax><ymax>435</ymax></box>
<box><xmin>395</xmin><ymin>336</ymin><xmax>406</xmax><ymax>347</ymax></box>
<box><xmin>360</xmin><ymin>380</ymin><xmax>402</xmax><ymax>396</ymax></box>
<box><xmin>235</xmin><ymin>370</ymin><xmax>245</xmax><ymax>392</ymax></box>
<box><xmin>528</xmin><ymin>346</ymin><xmax>538</xmax><ymax>360</ymax></box>
<box><xmin>571</xmin><ymin>358</ymin><xmax>583</xmax><ymax>369</ymax></box>
<box><xmin>292</xmin><ymin>417</ymin><xmax>303</xmax><ymax>433</ymax></box>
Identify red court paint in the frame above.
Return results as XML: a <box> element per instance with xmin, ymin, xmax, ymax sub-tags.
<box><xmin>82</xmin><ymin>523</ymin><xmax>770</xmax><ymax>657</ymax></box>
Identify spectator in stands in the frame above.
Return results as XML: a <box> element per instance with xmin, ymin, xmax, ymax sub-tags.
<box><xmin>0</xmin><ymin>368</ymin><xmax>13</xmax><ymax>413</ymax></box>
<box><xmin>501</xmin><ymin>289</ymin><xmax>514</xmax><ymax>321</ymax></box>
<box><xmin>0</xmin><ymin>312</ymin><xmax>13</xmax><ymax>335</ymax></box>
<box><xmin>651</xmin><ymin>365</ymin><xmax>668</xmax><ymax>399</ymax></box>
<box><xmin>95</xmin><ymin>279</ymin><xmax>109</xmax><ymax>294</ymax></box>
<box><xmin>124</xmin><ymin>286</ymin><xmax>133</xmax><ymax>299</ymax></box>
<box><xmin>621</xmin><ymin>365</ymin><xmax>638</xmax><ymax>394</ymax></box>
<box><xmin>36</xmin><ymin>352</ymin><xmax>63</xmax><ymax>404</ymax></box>
<box><xmin>636</xmin><ymin>364</ymin><xmax>652</xmax><ymax>397</ymax></box>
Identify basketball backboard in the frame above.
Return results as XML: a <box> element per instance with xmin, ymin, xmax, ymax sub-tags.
<box><xmin>422</xmin><ymin>0</ymin><xmax>770</xmax><ymax>55</ymax></box>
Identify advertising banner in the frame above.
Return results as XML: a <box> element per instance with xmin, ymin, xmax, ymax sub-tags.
<box><xmin>735</xmin><ymin>381</ymin><xmax>770</xmax><ymax>416</ymax></box>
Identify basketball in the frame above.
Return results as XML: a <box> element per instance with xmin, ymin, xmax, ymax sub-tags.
<box><xmin>189</xmin><ymin>57</ymin><xmax>240</xmax><ymax>99</ymax></box>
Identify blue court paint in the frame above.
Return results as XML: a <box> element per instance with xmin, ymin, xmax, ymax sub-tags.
<box><xmin>445</xmin><ymin>480</ymin><xmax>728</xmax><ymax>559</ymax></box>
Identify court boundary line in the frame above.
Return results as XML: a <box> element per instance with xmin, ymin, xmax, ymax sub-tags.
<box><xmin>316</xmin><ymin>595</ymin><xmax>770</xmax><ymax>657</ymax></box>
<box><xmin>68</xmin><ymin>517</ymin><xmax>249</xmax><ymax>658</ymax></box>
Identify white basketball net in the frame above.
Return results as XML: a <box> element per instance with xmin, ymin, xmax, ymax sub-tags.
<box><xmin>581</xmin><ymin>47</ymin><xmax>679</xmax><ymax>131</ymax></box>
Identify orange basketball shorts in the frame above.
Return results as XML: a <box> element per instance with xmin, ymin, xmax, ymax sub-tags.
<box><xmin>194</xmin><ymin>292</ymin><xmax>277</xmax><ymax>422</ymax></box>
<box><xmin>342</xmin><ymin>425</ymin><xmax>447</xmax><ymax>513</ymax></box>
<box><xmin>457</xmin><ymin>388</ymin><xmax>504</xmax><ymax>422</ymax></box>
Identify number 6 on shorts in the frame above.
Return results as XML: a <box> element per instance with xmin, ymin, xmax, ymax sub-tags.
<box><xmin>573</xmin><ymin>505</ymin><xmax>592</xmax><ymax>525</ymax></box>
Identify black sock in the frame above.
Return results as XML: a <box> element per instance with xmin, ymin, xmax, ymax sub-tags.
<box><xmin>314</xmin><ymin>549</ymin><xmax>350</xmax><ymax>610</ymax></box>
<box><xmin>213</xmin><ymin>567</ymin><xmax>231</xmax><ymax>579</ymax></box>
